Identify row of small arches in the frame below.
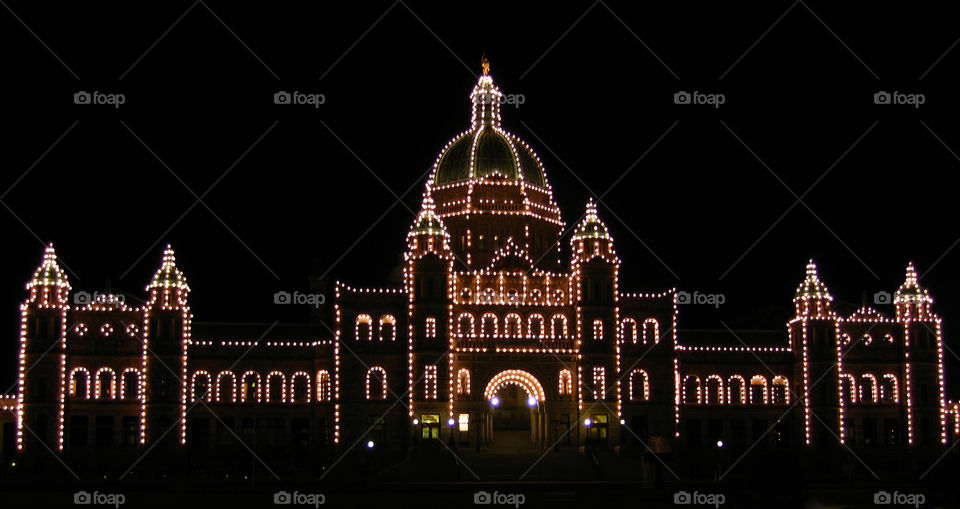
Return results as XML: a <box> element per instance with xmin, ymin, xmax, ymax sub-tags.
<box><xmin>69</xmin><ymin>367</ymin><xmax>141</xmax><ymax>400</ymax></box>
<box><xmin>840</xmin><ymin>373</ymin><xmax>900</xmax><ymax>404</ymax></box>
<box><xmin>355</xmin><ymin>314</ymin><xmax>397</xmax><ymax>341</ymax></box>
<box><xmin>840</xmin><ymin>333</ymin><xmax>895</xmax><ymax>347</ymax></box>
<box><xmin>190</xmin><ymin>370</ymin><xmax>333</xmax><ymax>403</ymax></box>
<box><xmin>459</xmin><ymin>287</ymin><xmax>566</xmax><ymax>305</ymax></box>
<box><xmin>683</xmin><ymin>374</ymin><xmax>790</xmax><ymax>405</ymax></box>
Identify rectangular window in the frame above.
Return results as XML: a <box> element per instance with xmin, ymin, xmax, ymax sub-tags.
<box><xmin>95</xmin><ymin>416</ymin><xmax>113</xmax><ymax>448</ymax></box>
<box><xmin>592</xmin><ymin>414</ymin><xmax>608</xmax><ymax>441</ymax></box>
<box><xmin>424</xmin><ymin>365</ymin><xmax>438</xmax><ymax>399</ymax></box>
<box><xmin>884</xmin><ymin>418</ymin><xmax>899</xmax><ymax>446</ymax></box>
<box><xmin>425</xmin><ymin>317</ymin><xmax>437</xmax><ymax>339</ymax></box>
<box><xmin>863</xmin><ymin>418</ymin><xmax>877</xmax><ymax>446</ymax></box>
<box><xmin>241</xmin><ymin>417</ymin><xmax>256</xmax><ymax>445</ymax></box>
<box><xmin>292</xmin><ymin>418</ymin><xmax>309</xmax><ymax>448</ymax></box>
<box><xmin>592</xmin><ymin>319</ymin><xmax>604</xmax><ymax>341</ymax></box>
<box><xmin>421</xmin><ymin>414</ymin><xmax>440</xmax><ymax>439</ymax></box>
<box><xmin>592</xmin><ymin>366</ymin><xmax>605</xmax><ymax>400</ymax></box>
<box><xmin>265</xmin><ymin>418</ymin><xmax>284</xmax><ymax>447</ymax></box>
<box><xmin>458</xmin><ymin>413</ymin><xmax>470</xmax><ymax>432</ymax></box>
<box><xmin>122</xmin><ymin>416</ymin><xmax>138</xmax><ymax>446</ymax></box>
<box><xmin>216</xmin><ymin>417</ymin><xmax>235</xmax><ymax>447</ymax></box>
<box><xmin>70</xmin><ymin>416</ymin><xmax>88</xmax><ymax>447</ymax></box>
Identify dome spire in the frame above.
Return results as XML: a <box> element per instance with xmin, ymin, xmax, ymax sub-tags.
<box><xmin>793</xmin><ymin>258</ymin><xmax>833</xmax><ymax>317</ymax></box>
<box><xmin>470</xmin><ymin>57</ymin><xmax>503</xmax><ymax>129</ymax></box>
<box><xmin>895</xmin><ymin>261</ymin><xmax>933</xmax><ymax>320</ymax></box>
<box><xmin>146</xmin><ymin>244</ymin><xmax>190</xmax><ymax>292</ymax></box>
<box><xmin>27</xmin><ymin>243</ymin><xmax>71</xmax><ymax>291</ymax></box>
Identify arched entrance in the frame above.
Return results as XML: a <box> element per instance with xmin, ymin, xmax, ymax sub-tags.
<box><xmin>483</xmin><ymin>370</ymin><xmax>547</xmax><ymax>448</ymax></box>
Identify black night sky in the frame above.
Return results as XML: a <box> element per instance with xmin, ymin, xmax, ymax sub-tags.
<box><xmin>2</xmin><ymin>1</ymin><xmax>960</xmax><ymax>394</ymax></box>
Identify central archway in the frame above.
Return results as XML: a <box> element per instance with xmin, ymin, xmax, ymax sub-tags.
<box><xmin>483</xmin><ymin>369</ymin><xmax>546</xmax><ymax>402</ymax></box>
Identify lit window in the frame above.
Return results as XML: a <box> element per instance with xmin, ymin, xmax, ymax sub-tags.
<box><xmin>425</xmin><ymin>365</ymin><xmax>438</xmax><ymax>399</ymax></box>
<box><xmin>425</xmin><ymin>317</ymin><xmax>437</xmax><ymax>339</ymax></box>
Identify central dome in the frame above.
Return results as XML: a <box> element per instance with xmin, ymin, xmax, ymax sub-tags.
<box><xmin>429</xmin><ymin>62</ymin><xmax>548</xmax><ymax>189</ymax></box>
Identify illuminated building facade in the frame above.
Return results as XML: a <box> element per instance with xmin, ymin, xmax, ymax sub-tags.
<box><xmin>4</xmin><ymin>61</ymin><xmax>957</xmax><ymax>478</ymax></box>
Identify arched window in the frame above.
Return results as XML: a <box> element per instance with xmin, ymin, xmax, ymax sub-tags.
<box><xmin>355</xmin><ymin>314</ymin><xmax>373</xmax><ymax>341</ymax></box>
<box><xmin>883</xmin><ymin>333</ymin><xmax>895</xmax><ymax>345</ymax></box>
<box><xmin>379</xmin><ymin>315</ymin><xmax>397</xmax><ymax>341</ymax></box>
<box><xmin>266</xmin><ymin>371</ymin><xmax>286</xmax><ymax>403</ymax></box>
<box><xmin>70</xmin><ymin>367</ymin><xmax>90</xmax><ymax>399</ymax></box>
<box><xmin>95</xmin><ymin>367</ymin><xmax>117</xmax><ymax>399</ymax></box>
<box><xmin>592</xmin><ymin>318</ymin><xmax>604</xmax><ymax>341</ymax></box>
<box><xmin>840</xmin><ymin>333</ymin><xmax>852</xmax><ymax>346</ymax></box>
<box><xmin>552</xmin><ymin>289</ymin><xmax>564</xmax><ymax>304</ymax></box>
<box><xmin>458</xmin><ymin>313</ymin><xmax>475</xmax><ymax>338</ymax></box>
<box><xmin>683</xmin><ymin>375</ymin><xmax>701</xmax><ymax>404</ymax></box>
<box><xmin>481</xmin><ymin>313</ymin><xmax>498</xmax><ymax>338</ymax></box>
<box><xmin>551</xmin><ymin>314</ymin><xmax>568</xmax><ymax>339</ymax></box>
<box><xmin>529</xmin><ymin>289</ymin><xmax>542</xmax><ymax>303</ymax></box>
<box><xmin>121</xmin><ymin>368</ymin><xmax>140</xmax><ymax>400</ymax></box>
<box><xmin>592</xmin><ymin>366</ymin><xmax>606</xmax><ymax>400</ymax></box>
<box><xmin>461</xmin><ymin>288</ymin><xmax>472</xmax><ymax>303</ymax></box>
<box><xmin>728</xmin><ymin>375</ymin><xmax>746</xmax><ymax>404</ymax></box>
<box><xmin>527</xmin><ymin>314</ymin><xmax>545</xmax><ymax>339</ymax></box>
<box><xmin>481</xmin><ymin>288</ymin><xmax>495</xmax><ymax>304</ymax></box>
<box><xmin>881</xmin><ymin>374</ymin><xmax>899</xmax><ymax>403</ymax></box>
<box><xmin>504</xmin><ymin>313</ymin><xmax>522</xmax><ymax>338</ymax></box>
<box><xmin>772</xmin><ymin>375</ymin><xmax>789</xmax><ymax>404</ymax></box>
<box><xmin>621</xmin><ymin>318</ymin><xmax>638</xmax><ymax>344</ymax></box>
<box><xmin>241</xmin><ymin>371</ymin><xmax>261</xmax><ymax>403</ymax></box>
<box><xmin>316</xmin><ymin>370</ymin><xmax>331</xmax><ymax>402</ymax></box>
<box><xmin>705</xmin><ymin>375</ymin><xmax>724</xmax><ymax>405</ymax></box>
<box><xmin>290</xmin><ymin>371</ymin><xmax>312</xmax><ymax>403</ymax></box>
<box><xmin>191</xmin><ymin>370</ymin><xmax>211</xmax><ymax>402</ymax></box>
<box><xmin>840</xmin><ymin>373</ymin><xmax>857</xmax><ymax>404</ymax></box>
<box><xmin>558</xmin><ymin>369</ymin><xmax>573</xmax><ymax>396</ymax></box>
<box><xmin>425</xmin><ymin>317</ymin><xmax>437</xmax><ymax>339</ymax></box>
<box><xmin>860</xmin><ymin>374</ymin><xmax>878</xmax><ymax>403</ymax></box>
<box><xmin>456</xmin><ymin>368</ymin><xmax>471</xmax><ymax>395</ymax></box>
<box><xmin>216</xmin><ymin>371</ymin><xmax>236</xmax><ymax>403</ymax></box>
<box><xmin>643</xmin><ymin>318</ymin><xmax>660</xmax><ymax>344</ymax></box>
<box><xmin>629</xmin><ymin>369</ymin><xmax>650</xmax><ymax>401</ymax></box>
<box><xmin>366</xmin><ymin>367</ymin><xmax>387</xmax><ymax>400</ymax></box>
<box><xmin>750</xmin><ymin>375</ymin><xmax>768</xmax><ymax>404</ymax></box>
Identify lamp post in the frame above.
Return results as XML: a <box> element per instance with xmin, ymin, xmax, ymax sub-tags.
<box><xmin>584</xmin><ymin>417</ymin><xmax>593</xmax><ymax>448</ymax></box>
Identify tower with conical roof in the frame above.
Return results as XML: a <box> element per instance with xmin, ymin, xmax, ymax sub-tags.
<box><xmin>426</xmin><ymin>59</ymin><xmax>563</xmax><ymax>270</ymax></box>
<box><xmin>789</xmin><ymin>259</ymin><xmax>840</xmax><ymax>446</ymax></box>
<box><xmin>893</xmin><ymin>262</ymin><xmax>947</xmax><ymax>444</ymax></box>
<box><xmin>17</xmin><ymin>244</ymin><xmax>71</xmax><ymax>451</ymax></box>
<box><xmin>142</xmin><ymin>245</ymin><xmax>192</xmax><ymax>445</ymax></box>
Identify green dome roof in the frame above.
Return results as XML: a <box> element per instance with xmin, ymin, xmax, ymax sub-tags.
<box><xmin>430</xmin><ymin>68</ymin><xmax>548</xmax><ymax>188</ymax></box>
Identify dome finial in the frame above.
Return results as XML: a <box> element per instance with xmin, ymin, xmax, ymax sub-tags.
<box><xmin>481</xmin><ymin>56</ymin><xmax>490</xmax><ymax>76</ymax></box>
